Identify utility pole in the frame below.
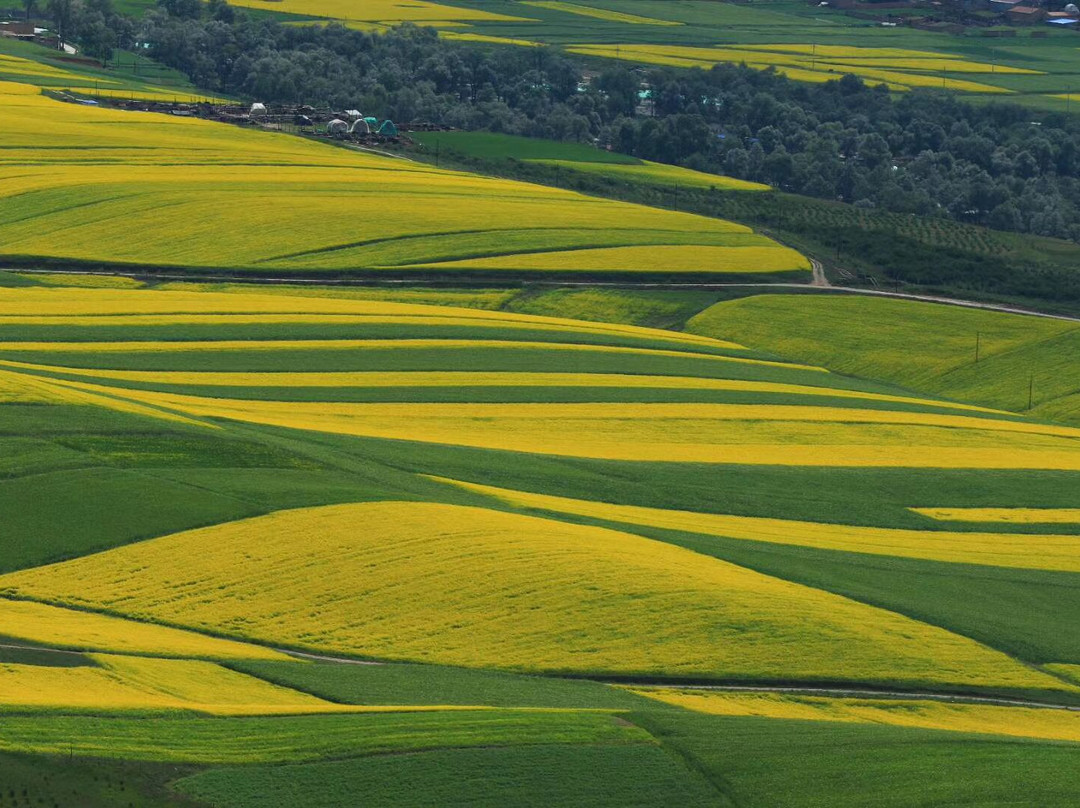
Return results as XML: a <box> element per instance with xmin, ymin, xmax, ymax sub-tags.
<box><xmin>975</xmin><ymin>331</ymin><xmax>981</xmax><ymax>363</ymax></box>
<box><xmin>672</xmin><ymin>183</ymin><xmax>679</xmax><ymax>211</ymax></box>
<box><xmin>434</xmin><ymin>139</ymin><xmax>440</xmax><ymax>168</ymax></box>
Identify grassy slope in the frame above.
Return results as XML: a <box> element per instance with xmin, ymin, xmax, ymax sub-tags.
<box><xmin>0</xmin><ymin>752</ymin><xmax>199</xmax><ymax>808</ymax></box>
<box><xmin>687</xmin><ymin>294</ymin><xmax>1080</xmax><ymax>422</ymax></box>
<box><xmin>637</xmin><ymin>711</ymin><xmax>1080</xmax><ymax>808</ymax></box>
<box><xmin>173</xmin><ymin>744</ymin><xmax>724</xmax><ymax>808</ymax></box>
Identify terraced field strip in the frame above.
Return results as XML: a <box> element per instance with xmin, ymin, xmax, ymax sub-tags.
<box><xmin>402</xmin><ymin>244</ymin><xmax>809</xmax><ymax>274</ymax></box>
<box><xmin>630</xmin><ymin>690</ymin><xmax>1080</xmax><ymax>744</ymax></box>
<box><xmin>0</xmin><ymin>654</ymin><xmax>383</xmax><ymax>715</ymax></box>
<box><xmin>218</xmin><ymin>0</ymin><xmax>530</xmax><ymax>25</ymax></box>
<box><xmin>0</xmin><ymin>53</ymin><xmax>225</xmax><ymax>102</ymax></box>
<box><xmin>912</xmin><ymin>508</ymin><xmax>1080</xmax><ymax>525</ymax></box>
<box><xmin>566</xmin><ymin>44</ymin><xmax>1033</xmax><ymax>94</ymax></box>
<box><xmin>27</xmin><ymin>378</ymin><xmax>1080</xmax><ymax>469</ymax></box>
<box><xmin>0</xmin><ymin>82</ymin><xmax>796</xmax><ymax>275</ymax></box>
<box><xmin>0</xmin><ymin>501</ymin><xmax>1070</xmax><ymax>693</ymax></box>
<box><xmin>0</xmin><ymin>362</ymin><xmax>1002</xmax><ymax>414</ymax></box>
<box><xmin>0</xmin><ymin>710</ymin><xmax>636</xmax><ymax>764</ymax></box>
<box><xmin>520</xmin><ymin>1</ymin><xmax>682</xmax><ymax>25</ymax></box>
<box><xmin>438</xmin><ymin>479</ymin><xmax>1080</xmax><ymax>572</ymax></box>
<box><xmin>0</xmin><ymin>599</ymin><xmax>288</xmax><ymax>660</ymax></box>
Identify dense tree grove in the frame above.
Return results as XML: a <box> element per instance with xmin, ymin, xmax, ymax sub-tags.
<box><xmin>70</xmin><ymin>1</ymin><xmax>1080</xmax><ymax>241</ymax></box>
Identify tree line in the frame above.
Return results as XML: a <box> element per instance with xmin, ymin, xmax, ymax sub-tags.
<box><xmin>36</xmin><ymin>0</ymin><xmax>1080</xmax><ymax>242</ymax></box>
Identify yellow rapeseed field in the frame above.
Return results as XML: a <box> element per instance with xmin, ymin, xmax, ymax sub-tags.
<box><xmin>439</xmin><ymin>479</ymin><xmax>1080</xmax><ymax>572</ymax></box>
<box><xmin>0</xmin><ymin>502</ymin><xmax>1066</xmax><ymax>690</ymax></box>
<box><xmin>0</xmin><ymin>654</ymin><xmax>358</xmax><ymax>715</ymax></box>
<box><xmin>218</xmin><ymin>0</ymin><xmax>527</xmax><ymax>25</ymax></box>
<box><xmin>566</xmin><ymin>44</ymin><xmax>1025</xmax><ymax>93</ymax></box>
<box><xmin>0</xmin><ymin>80</ymin><xmax>802</xmax><ymax>273</ymax></box>
<box><xmin>0</xmin><ymin>362</ymin><xmax>999</xmax><ymax>413</ymax></box>
<box><xmin>630</xmin><ymin>690</ymin><xmax>1080</xmax><ymax>743</ymax></box>
<box><xmin>0</xmin><ymin>599</ymin><xmax>287</xmax><ymax>660</ymax></box>
<box><xmin>0</xmin><ymin>369</ymin><xmax>69</xmax><ymax>403</ymax></box>
<box><xmin>912</xmin><ymin>507</ymin><xmax>1080</xmax><ymax>525</ymax></box>
<box><xmin>411</xmin><ymin>245</ymin><xmax>809</xmax><ymax>273</ymax></box>
<box><xmin>32</xmin><ymin>380</ymin><xmax>1080</xmax><ymax>470</ymax></box>
<box><xmin>520</xmin><ymin>1</ymin><xmax>681</xmax><ymax>25</ymax></box>
<box><xmin>0</xmin><ymin>287</ymin><xmax>748</xmax><ymax>350</ymax></box>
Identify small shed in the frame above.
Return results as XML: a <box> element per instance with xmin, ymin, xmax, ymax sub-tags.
<box><xmin>378</xmin><ymin>120</ymin><xmax>399</xmax><ymax>136</ymax></box>
<box><xmin>326</xmin><ymin>118</ymin><xmax>349</xmax><ymax>135</ymax></box>
<box><xmin>348</xmin><ymin>118</ymin><xmax>370</xmax><ymax>134</ymax></box>
<box><xmin>250</xmin><ymin>102</ymin><xmax>267</xmax><ymax>115</ymax></box>
<box><xmin>1008</xmin><ymin>5</ymin><xmax>1045</xmax><ymax>22</ymax></box>
<box><xmin>344</xmin><ymin>109</ymin><xmax>362</xmax><ymax>120</ymax></box>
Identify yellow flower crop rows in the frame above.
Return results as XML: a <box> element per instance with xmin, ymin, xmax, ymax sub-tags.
<box><xmin>0</xmin><ymin>654</ymin><xmax>359</xmax><ymax>715</ymax></box>
<box><xmin>0</xmin><ymin>362</ymin><xmax>997</xmax><ymax>413</ymax></box>
<box><xmin>0</xmin><ymin>288</ymin><xmax>744</xmax><ymax>350</ymax></box>
<box><xmin>0</xmin><ymin>599</ymin><xmax>287</xmax><ymax>660</ymax></box>
<box><xmin>567</xmin><ymin>44</ymin><xmax>1026</xmax><ymax>93</ymax></box>
<box><xmin>412</xmin><ymin>245</ymin><xmax>809</xmax><ymax>273</ymax></box>
<box><xmin>0</xmin><ymin>369</ymin><xmax>69</xmax><ymax>403</ymax></box>
<box><xmin>438</xmin><ymin>31</ymin><xmax>543</xmax><ymax>47</ymax></box>
<box><xmin>218</xmin><ymin>0</ymin><xmax>527</xmax><ymax>25</ymax></box>
<box><xmin>439</xmin><ymin>479</ymin><xmax>1080</xmax><ymax>572</ymax></box>
<box><xmin>0</xmin><ymin>82</ymin><xmax>794</xmax><ymax>273</ymax></box>
<box><xmin>32</xmin><ymin>379</ymin><xmax>1080</xmax><ymax>470</ymax></box>
<box><xmin>630</xmin><ymin>690</ymin><xmax>1080</xmax><ymax>744</ymax></box>
<box><xmin>520</xmin><ymin>1</ymin><xmax>681</xmax><ymax>25</ymax></box>
<box><xmin>912</xmin><ymin>507</ymin><xmax>1080</xmax><ymax>525</ymax></box>
<box><xmin>0</xmin><ymin>502</ymin><xmax>1066</xmax><ymax>690</ymax></box>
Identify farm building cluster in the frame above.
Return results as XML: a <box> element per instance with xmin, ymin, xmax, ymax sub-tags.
<box><xmin>54</xmin><ymin>94</ymin><xmax>449</xmax><ymax>143</ymax></box>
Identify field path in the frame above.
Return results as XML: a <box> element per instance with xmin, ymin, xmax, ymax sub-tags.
<box><xmin>619</xmin><ymin>683</ymin><xmax>1080</xmax><ymax>711</ymax></box>
<box><xmin>11</xmin><ymin>269</ymin><xmax>1080</xmax><ymax>324</ymax></box>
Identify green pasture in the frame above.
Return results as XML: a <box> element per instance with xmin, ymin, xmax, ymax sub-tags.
<box><xmin>0</xmin><ymin>752</ymin><xmax>195</xmax><ymax>808</ymax></box>
<box><xmin>174</xmin><ymin>743</ymin><xmax>722</xmax><ymax>808</ymax></box>
<box><xmin>0</xmin><ymin>711</ymin><xmax>644</xmax><ymax>764</ymax></box>
<box><xmin>636</xmin><ymin>711</ymin><xmax>1080</xmax><ymax>808</ymax></box>
<box><xmin>232</xmin><ymin>658</ymin><xmax>648</xmax><ymax>709</ymax></box>
<box><xmin>689</xmin><ymin>294</ymin><xmax>1080</xmax><ymax>420</ymax></box>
